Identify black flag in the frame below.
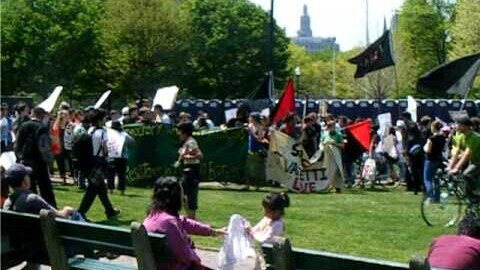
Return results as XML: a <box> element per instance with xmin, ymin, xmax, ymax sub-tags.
<box><xmin>348</xmin><ymin>30</ymin><xmax>395</xmax><ymax>78</ymax></box>
<box><xmin>417</xmin><ymin>53</ymin><xmax>480</xmax><ymax>96</ymax></box>
<box><xmin>250</xmin><ymin>73</ymin><xmax>272</xmax><ymax>100</ymax></box>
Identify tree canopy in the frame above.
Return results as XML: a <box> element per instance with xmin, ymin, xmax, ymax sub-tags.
<box><xmin>181</xmin><ymin>0</ymin><xmax>290</xmax><ymax>99</ymax></box>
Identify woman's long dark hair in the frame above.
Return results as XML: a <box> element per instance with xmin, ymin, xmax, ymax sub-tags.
<box><xmin>148</xmin><ymin>177</ymin><xmax>182</xmax><ymax>216</ymax></box>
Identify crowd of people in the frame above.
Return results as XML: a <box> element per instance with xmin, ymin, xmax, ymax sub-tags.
<box><xmin>1</xmin><ymin>98</ymin><xmax>480</xmax><ymax>269</ymax></box>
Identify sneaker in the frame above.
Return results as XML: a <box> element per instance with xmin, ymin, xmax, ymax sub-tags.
<box><xmin>106</xmin><ymin>208</ymin><xmax>120</xmax><ymax>219</ymax></box>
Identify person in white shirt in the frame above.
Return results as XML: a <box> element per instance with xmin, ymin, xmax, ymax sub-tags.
<box><xmin>153</xmin><ymin>104</ymin><xmax>171</xmax><ymax>125</ymax></box>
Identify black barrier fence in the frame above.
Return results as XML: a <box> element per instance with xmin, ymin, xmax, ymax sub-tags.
<box><xmin>172</xmin><ymin>99</ymin><xmax>480</xmax><ymax>125</ymax></box>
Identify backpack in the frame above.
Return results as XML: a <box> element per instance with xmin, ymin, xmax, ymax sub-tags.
<box><xmin>17</xmin><ymin>124</ymin><xmax>52</xmax><ymax>165</ymax></box>
<box><xmin>72</xmin><ymin>132</ymin><xmax>94</xmax><ymax>170</ymax></box>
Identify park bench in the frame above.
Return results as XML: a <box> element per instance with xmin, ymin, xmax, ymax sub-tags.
<box><xmin>1</xmin><ymin>210</ymin><xmax>49</xmax><ymax>269</ymax></box>
<box><xmin>1</xmin><ymin>209</ymin><xmax>170</xmax><ymax>270</ymax></box>
<box><xmin>262</xmin><ymin>237</ymin><xmax>410</xmax><ymax>270</ymax></box>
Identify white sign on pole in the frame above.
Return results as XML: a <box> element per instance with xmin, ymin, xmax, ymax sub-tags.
<box><xmin>260</xmin><ymin>107</ymin><xmax>270</xmax><ymax>117</ymax></box>
<box><xmin>38</xmin><ymin>86</ymin><xmax>63</xmax><ymax>113</ymax></box>
<box><xmin>407</xmin><ymin>95</ymin><xmax>417</xmax><ymax>122</ymax></box>
<box><xmin>151</xmin><ymin>86</ymin><xmax>179</xmax><ymax>111</ymax></box>
<box><xmin>377</xmin><ymin>112</ymin><xmax>392</xmax><ymax>135</ymax></box>
<box><xmin>94</xmin><ymin>90</ymin><xmax>112</xmax><ymax>109</ymax></box>
<box><xmin>224</xmin><ymin>108</ymin><xmax>238</xmax><ymax>122</ymax></box>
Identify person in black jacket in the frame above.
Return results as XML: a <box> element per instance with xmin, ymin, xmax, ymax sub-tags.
<box><xmin>14</xmin><ymin>107</ymin><xmax>57</xmax><ymax>207</ymax></box>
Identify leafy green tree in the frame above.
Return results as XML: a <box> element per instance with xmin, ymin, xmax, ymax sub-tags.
<box><xmin>181</xmin><ymin>0</ymin><xmax>290</xmax><ymax>99</ymax></box>
<box><xmin>98</xmin><ymin>0</ymin><xmax>190</xmax><ymax>100</ymax></box>
<box><xmin>287</xmin><ymin>44</ymin><xmax>364</xmax><ymax>99</ymax></box>
<box><xmin>450</xmin><ymin>0</ymin><xmax>480</xmax><ymax>97</ymax></box>
<box><xmin>1</xmin><ymin>0</ymin><xmax>103</xmax><ymax>98</ymax></box>
<box><xmin>394</xmin><ymin>0</ymin><xmax>453</xmax><ymax>97</ymax></box>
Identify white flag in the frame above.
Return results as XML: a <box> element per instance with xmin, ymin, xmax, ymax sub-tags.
<box><xmin>94</xmin><ymin>90</ymin><xmax>112</xmax><ymax>109</ymax></box>
<box><xmin>407</xmin><ymin>95</ymin><xmax>417</xmax><ymax>122</ymax></box>
<box><xmin>38</xmin><ymin>86</ymin><xmax>63</xmax><ymax>113</ymax></box>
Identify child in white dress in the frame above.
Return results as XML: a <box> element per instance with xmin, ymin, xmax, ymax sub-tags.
<box><xmin>250</xmin><ymin>192</ymin><xmax>290</xmax><ymax>243</ymax></box>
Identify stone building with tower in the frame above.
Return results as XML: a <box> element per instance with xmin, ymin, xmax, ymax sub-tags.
<box><xmin>291</xmin><ymin>5</ymin><xmax>340</xmax><ymax>52</ymax></box>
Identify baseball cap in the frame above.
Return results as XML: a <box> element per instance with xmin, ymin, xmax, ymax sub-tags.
<box><xmin>5</xmin><ymin>163</ymin><xmax>32</xmax><ymax>187</ymax></box>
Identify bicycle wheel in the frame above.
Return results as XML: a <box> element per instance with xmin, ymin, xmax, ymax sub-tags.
<box><xmin>421</xmin><ymin>185</ymin><xmax>463</xmax><ymax>227</ymax></box>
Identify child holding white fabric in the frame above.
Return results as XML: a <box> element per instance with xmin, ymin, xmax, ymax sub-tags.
<box><xmin>217</xmin><ymin>193</ymin><xmax>290</xmax><ymax>270</ymax></box>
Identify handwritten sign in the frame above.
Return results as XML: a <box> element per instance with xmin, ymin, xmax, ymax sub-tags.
<box><xmin>266</xmin><ymin>130</ymin><xmax>330</xmax><ymax>193</ymax></box>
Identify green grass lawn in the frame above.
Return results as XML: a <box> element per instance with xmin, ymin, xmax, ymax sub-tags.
<box><xmin>53</xmin><ymin>184</ymin><xmax>455</xmax><ymax>263</ymax></box>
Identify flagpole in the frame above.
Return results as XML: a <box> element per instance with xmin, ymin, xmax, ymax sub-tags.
<box><xmin>393</xmin><ymin>65</ymin><xmax>401</xmax><ymax>116</ymax></box>
<box><xmin>302</xmin><ymin>95</ymin><xmax>308</xmax><ymax>122</ymax></box>
<box><xmin>459</xmin><ymin>89</ymin><xmax>470</xmax><ymax>111</ymax></box>
<box><xmin>332</xmin><ymin>49</ymin><xmax>336</xmax><ymax>97</ymax></box>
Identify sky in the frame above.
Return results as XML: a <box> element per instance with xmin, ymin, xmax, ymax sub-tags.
<box><xmin>249</xmin><ymin>0</ymin><xmax>405</xmax><ymax>51</ymax></box>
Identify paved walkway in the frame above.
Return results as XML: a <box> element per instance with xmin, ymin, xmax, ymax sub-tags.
<box><xmin>8</xmin><ymin>249</ymin><xmax>258</xmax><ymax>269</ymax></box>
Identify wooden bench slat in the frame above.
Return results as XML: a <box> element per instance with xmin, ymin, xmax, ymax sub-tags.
<box><xmin>262</xmin><ymin>239</ymin><xmax>409</xmax><ymax>270</ymax></box>
<box><xmin>61</xmin><ymin>236</ymin><xmax>136</xmax><ymax>253</ymax></box>
<box><xmin>69</xmin><ymin>257</ymin><xmax>136</xmax><ymax>270</ymax></box>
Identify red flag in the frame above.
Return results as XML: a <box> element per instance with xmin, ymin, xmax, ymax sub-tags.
<box><xmin>346</xmin><ymin>119</ymin><xmax>372</xmax><ymax>151</ymax></box>
<box><xmin>272</xmin><ymin>79</ymin><xmax>296</xmax><ymax>123</ymax></box>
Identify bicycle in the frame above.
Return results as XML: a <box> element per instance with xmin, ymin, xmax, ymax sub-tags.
<box><xmin>420</xmin><ymin>168</ymin><xmax>479</xmax><ymax>227</ymax></box>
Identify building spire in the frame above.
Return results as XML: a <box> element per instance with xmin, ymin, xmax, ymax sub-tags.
<box><xmin>297</xmin><ymin>4</ymin><xmax>312</xmax><ymax>37</ymax></box>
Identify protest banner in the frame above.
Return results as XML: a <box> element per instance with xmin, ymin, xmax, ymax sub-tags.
<box><xmin>123</xmin><ymin>124</ymin><xmax>248</xmax><ymax>185</ymax></box>
<box><xmin>266</xmin><ymin>130</ymin><xmax>337</xmax><ymax>193</ymax></box>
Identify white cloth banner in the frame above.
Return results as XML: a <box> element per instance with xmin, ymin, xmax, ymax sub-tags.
<box><xmin>266</xmin><ymin>130</ymin><xmax>343</xmax><ymax>193</ymax></box>
<box><xmin>217</xmin><ymin>214</ymin><xmax>256</xmax><ymax>270</ymax></box>
<box><xmin>38</xmin><ymin>86</ymin><xmax>63</xmax><ymax>113</ymax></box>
<box><xmin>151</xmin><ymin>86</ymin><xmax>179</xmax><ymax>111</ymax></box>
<box><xmin>94</xmin><ymin>90</ymin><xmax>111</xmax><ymax>109</ymax></box>
<box><xmin>407</xmin><ymin>95</ymin><xmax>417</xmax><ymax>122</ymax></box>
<box><xmin>106</xmin><ymin>129</ymin><xmax>126</xmax><ymax>158</ymax></box>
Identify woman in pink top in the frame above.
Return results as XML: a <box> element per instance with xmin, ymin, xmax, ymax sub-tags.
<box><xmin>143</xmin><ymin>177</ymin><xmax>225</xmax><ymax>270</ymax></box>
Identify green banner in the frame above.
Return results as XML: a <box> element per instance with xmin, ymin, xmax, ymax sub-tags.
<box><xmin>123</xmin><ymin>124</ymin><xmax>248</xmax><ymax>186</ymax></box>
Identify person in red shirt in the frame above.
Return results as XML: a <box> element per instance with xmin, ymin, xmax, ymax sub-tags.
<box><xmin>427</xmin><ymin>214</ymin><xmax>480</xmax><ymax>269</ymax></box>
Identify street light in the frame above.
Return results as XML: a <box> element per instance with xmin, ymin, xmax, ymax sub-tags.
<box><xmin>294</xmin><ymin>66</ymin><xmax>301</xmax><ymax>91</ymax></box>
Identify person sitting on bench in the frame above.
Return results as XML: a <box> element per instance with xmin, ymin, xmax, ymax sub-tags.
<box><xmin>143</xmin><ymin>177</ymin><xmax>226</xmax><ymax>270</ymax></box>
<box><xmin>427</xmin><ymin>213</ymin><xmax>480</xmax><ymax>269</ymax></box>
<box><xmin>3</xmin><ymin>163</ymin><xmax>75</xmax><ymax>218</ymax></box>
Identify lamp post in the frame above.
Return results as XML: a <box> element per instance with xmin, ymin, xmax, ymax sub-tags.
<box><xmin>294</xmin><ymin>66</ymin><xmax>301</xmax><ymax>91</ymax></box>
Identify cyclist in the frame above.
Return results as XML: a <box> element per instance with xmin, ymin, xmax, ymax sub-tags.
<box><xmin>447</xmin><ymin>116</ymin><xmax>480</xmax><ymax>198</ymax></box>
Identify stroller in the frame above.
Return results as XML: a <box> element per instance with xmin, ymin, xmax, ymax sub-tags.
<box><xmin>356</xmin><ymin>153</ymin><xmax>399</xmax><ymax>189</ymax></box>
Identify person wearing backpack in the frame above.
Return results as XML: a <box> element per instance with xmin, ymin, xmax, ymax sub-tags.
<box><xmin>14</xmin><ymin>107</ymin><xmax>57</xmax><ymax>208</ymax></box>
<box><xmin>77</xmin><ymin>109</ymin><xmax>120</xmax><ymax>220</ymax></box>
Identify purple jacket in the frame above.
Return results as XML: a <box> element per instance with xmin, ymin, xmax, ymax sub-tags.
<box><xmin>143</xmin><ymin>211</ymin><xmax>212</xmax><ymax>270</ymax></box>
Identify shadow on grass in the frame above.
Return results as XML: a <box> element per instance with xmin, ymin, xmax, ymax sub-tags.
<box><xmin>200</xmin><ymin>186</ymin><xmax>286</xmax><ymax>193</ymax></box>
<box><xmin>96</xmin><ymin>218</ymin><xmax>140</xmax><ymax>227</ymax></box>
